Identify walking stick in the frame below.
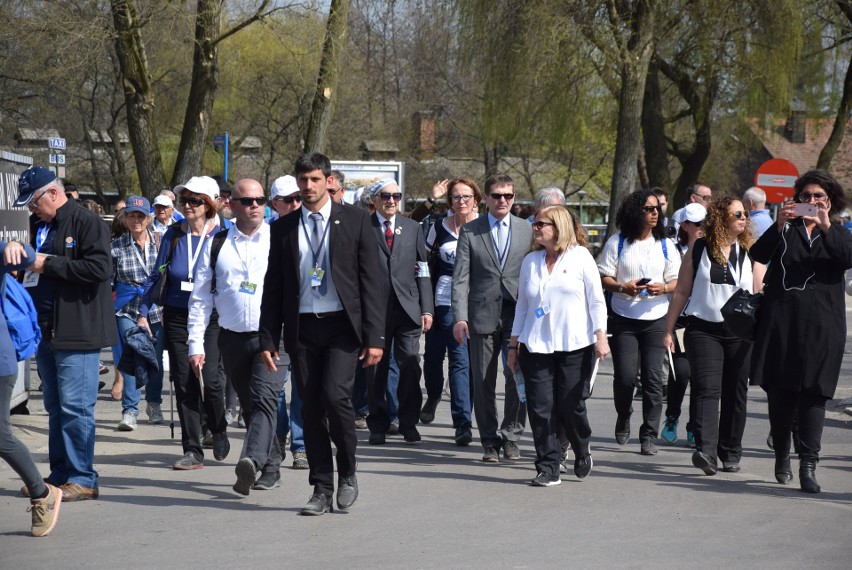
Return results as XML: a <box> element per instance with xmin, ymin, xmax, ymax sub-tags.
<box><xmin>169</xmin><ymin>378</ymin><xmax>175</xmax><ymax>439</ymax></box>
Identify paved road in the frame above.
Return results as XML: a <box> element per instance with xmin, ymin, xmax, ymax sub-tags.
<box><xmin>2</xmin><ymin>305</ymin><xmax>852</xmax><ymax>568</ymax></box>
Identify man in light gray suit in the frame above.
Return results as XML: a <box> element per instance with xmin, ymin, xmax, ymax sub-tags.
<box><xmin>452</xmin><ymin>174</ymin><xmax>531</xmax><ymax>463</ymax></box>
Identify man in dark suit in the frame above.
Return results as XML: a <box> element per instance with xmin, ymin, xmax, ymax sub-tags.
<box><xmin>452</xmin><ymin>174</ymin><xmax>531</xmax><ymax>463</ymax></box>
<box><xmin>260</xmin><ymin>153</ymin><xmax>385</xmax><ymax>516</ymax></box>
<box><xmin>364</xmin><ymin>179</ymin><xmax>434</xmax><ymax>445</ymax></box>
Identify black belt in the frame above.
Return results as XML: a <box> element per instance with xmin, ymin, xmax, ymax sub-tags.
<box><xmin>302</xmin><ymin>310</ymin><xmax>345</xmax><ymax>319</ymax></box>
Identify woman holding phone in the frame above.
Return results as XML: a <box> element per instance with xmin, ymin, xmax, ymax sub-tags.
<box><xmin>598</xmin><ymin>189</ymin><xmax>680</xmax><ymax>456</ymax></box>
<box><xmin>750</xmin><ymin>170</ymin><xmax>852</xmax><ymax>493</ymax></box>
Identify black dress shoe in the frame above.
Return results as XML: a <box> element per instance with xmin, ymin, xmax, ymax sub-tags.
<box><xmin>336</xmin><ymin>474</ymin><xmax>359</xmax><ymax>510</ymax></box>
<box><xmin>574</xmin><ymin>454</ymin><xmax>593</xmax><ymax>479</ymax></box>
<box><xmin>692</xmin><ymin>450</ymin><xmax>718</xmax><ymax>476</ymax></box>
<box><xmin>213</xmin><ymin>432</ymin><xmax>230</xmax><ymax>461</ymax></box>
<box><xmin>368</xmin><ymin>432</ymin><xmax>386</xmax><ymax>445</ymax></box>
<box><xmin>721</xmin><ymin>461</ymin><xmax>740</xmax><ymax>473</ymax></box>
<box><xmin>775</xmin><ymin>456</ymin><xmax>793</xmax><ymax>485</ymax></box>
<box><xmin>454</xmin><ymin>425</ymin><xmax>473</xmax><ymax>446</ymax></box>
<box><xmin>399</xmin><ymin>424</ymin><xmax>421</xmax><ymax>443</ymax></box>
<box><xmin>615</xmin><ymin>414</ymin><xmax>630</xmax><ymax>445</ymax></box>
<box><xmin>799</xmin><ymin>460</ymin><xmax>821</xmax><ymax>493</ymax></box>
<box><xmin>301</xmin><ymin>493</ymin><xmax>333</xmax><ymax>516</ymax></box>
<box><xmin>419</xmin><ymin>397</ymin><xmax>440</xmax><ymax>424</ymax></box>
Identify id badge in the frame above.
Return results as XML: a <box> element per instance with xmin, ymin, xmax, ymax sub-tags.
<box><xmin>239</xmin><ymin>281</ymin><xmax>257</xmax><ymax>295</ymax></box>
<box><xmin>310</xmin><ymin>267</ymin><xmax>325</xmax><ymax>287</ymax></box>
<box><xmin>22</xmin><ymin>270</ymin><xmax>39</xmax><ymax>288</ymax></box>
<box><xmin>180</xmin><ymin>280</ymin><xmax>194</xmax><ymax>292</ymax></box>
<box><xmin>534</xmin><ymin>306</ymin><xmax>550</xmax><ymax>318</ymax></box>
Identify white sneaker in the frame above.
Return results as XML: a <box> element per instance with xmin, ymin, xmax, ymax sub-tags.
<box><xmin>118</xmin><ymin>412</ymin><xmax>137</xmax><ymax>431</ymax></box>
<box><xmin>146</xmin><ymin>403</ymin><xmax>164</xmax><ymax>424</ymax></box>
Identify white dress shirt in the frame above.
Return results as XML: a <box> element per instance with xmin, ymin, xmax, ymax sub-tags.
<box><xmin>512</xmin><ymin>246</ymin><xmax>607</xmax><ymax>353</ymax></box>
<box><xmin>298</xmin><ymin>198</ymin><xmax>343</xmax><ymax>314</ymax></box>
<box><xmin>187</xmin><ymin>223</ymin><xmax>270</xmax><ymax>355</ymax></box>
<box><xmin>487</xmin><ymin>212</ymin><xmax>511</xmax><ymax>267</ymax></box>
<box><xmin>375</xmin><ymin>211</ymin><xmax>396</xmax><ymax>234</ymax></box>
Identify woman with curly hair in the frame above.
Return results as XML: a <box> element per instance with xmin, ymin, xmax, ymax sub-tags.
<box><xmin>598</xmin><ymin>189</ymin><xmax>680</xmax><ymax>455</ymax></box>
<box><xmin>750</xmin><ymin>170</ymin><xmax>852</xmax><ymax>493</ymax></box>
<box><xmin>663</xmin><ymin>195</ymin><xmax>764</xmax><ymax>475</ymax></box>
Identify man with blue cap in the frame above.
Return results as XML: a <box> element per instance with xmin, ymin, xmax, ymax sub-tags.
<box><xmin>16</xmin><ymin>166</ymin><xmax>116</xmax><ymax>502</ymax></box>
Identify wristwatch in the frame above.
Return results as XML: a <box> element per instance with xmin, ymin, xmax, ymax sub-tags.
<box><xmin>426</xmin><ymin>196</ymin><xmax>436</xmax><ymax>205</ymax></box>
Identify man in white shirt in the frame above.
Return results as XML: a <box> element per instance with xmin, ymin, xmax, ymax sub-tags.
<box><xmin>187</xmin><ymin>178</ymin><xmax>282</xmax><ymax>496</ymax></box>
<box><xmin>742</xmin><ymin>186</ymin><xmax>773</xmax><ymax>237</ymax></box>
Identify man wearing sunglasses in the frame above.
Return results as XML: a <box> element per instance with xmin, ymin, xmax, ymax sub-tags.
<box><xmin>14</xmin><ymin>166</ymin><xmax>116</xmax><ymax>502</ymax></box>
<box><xmin>671</xmin><ymin>182</ymin><xmax>713</xmax><ymax>233</ymax></box>
<box><xmin>328</xmin><ymin>170</ymin><xmax>346</xmax><ymax>204</ymax></box>
<box><xmin>452</xmin><ymin>174</ymin><xmax>531</xmax><ymax>463</ymax></box>
<box><xmin>267</xmin><ymin>175</ymin><xmax>302</xmax><ymax>223</ymax></box>
<box><xmin>363</xmin><ymin>179</ymin><xmax>434</xmax><ymax>445</ymax></box>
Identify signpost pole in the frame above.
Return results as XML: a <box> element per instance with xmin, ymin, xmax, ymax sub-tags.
<box><xmin>223</xmin><ymin>132</ymin><xmax>229</xmax><ymax>182</ymax></box>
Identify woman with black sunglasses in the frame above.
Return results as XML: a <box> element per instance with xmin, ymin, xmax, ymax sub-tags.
<box><xmin>598</xmin><ymin>189</ymin><xmax>680</xmax><ymax>456</ymax></box>
<box><xmin>750</xmin><ymin>170</ymin><xmax>852</xmax><ymax>493</ymax></box>
<box><xmin>663</xmin><ymin>195</ymin><xmax>764</xmax><ymax>476</ymax></box>
<box><xmin>140</xmin><ymin>176</ymin><xmax>229</xmax><ymax>471</ymax></box>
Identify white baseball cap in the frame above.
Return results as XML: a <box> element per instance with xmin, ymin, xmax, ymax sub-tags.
<box><xmin>683</xmin><ymin>203</ymin><xmax>707</xmax><ymax>223</ymax></box>
<box><xmin>173</xmin><ymin>176</ymin><xmax>219</xmax><ymax>201</ymax></box>
<box><xmin>270</xmin><ymin>175</ymin><xmax>299</xmax><ymax>198</ymax></box>
<box><xmin>153</xmin><ymin>195</ymin><xmax>173</xmax><ymax>208</ymax></box>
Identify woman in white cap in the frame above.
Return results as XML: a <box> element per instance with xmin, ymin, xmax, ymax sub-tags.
<box><xmin>140</xmin><ymin>177</ymin><xmax>228</xmax><ymax>470</ymax></box>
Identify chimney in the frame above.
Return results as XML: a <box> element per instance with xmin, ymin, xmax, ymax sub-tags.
<box><xmin>784</xmin><ymin>101</ymin><xmax>806</xmax><ymax>144</ymax></box>
<box><xmin>412</xmin><ymin>110</ymin><xmax>436</xmax><ymax>160</ymax></box>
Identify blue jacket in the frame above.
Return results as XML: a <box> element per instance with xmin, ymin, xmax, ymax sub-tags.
<box><xmin>0</xmin><ymin>241</ymin><xmax>35</xmax><ymax>377</ymax></box>
<box><xmin>117</xmin><ymin>325</ymin><xmax>159</xmax><ymax>388</ymax></box>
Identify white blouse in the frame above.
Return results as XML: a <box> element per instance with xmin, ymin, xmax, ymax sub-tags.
<box><xmin>512</xmin><ymin>246</ymin><xmax>607</xmax><ymax>354</ymax></box>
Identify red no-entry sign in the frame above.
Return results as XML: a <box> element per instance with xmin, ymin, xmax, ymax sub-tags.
<box><xmin>754</xmin><ymin>159</ymin><xmax>799</xmax><ymax>203</ymax></box>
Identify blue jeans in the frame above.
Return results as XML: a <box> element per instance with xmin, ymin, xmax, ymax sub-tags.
<box><xmin>423</xmin><ymin>305</ymin><xmax>472</xmax><ymax>428</ymax></box>
<box><xmin>37</xmin><ymin>342</ymin><xmax>100</xmax><ymax>488</ymax></box>
<box><xmin>276</xmin><ymin>365</ymin><xmax>305</xmax><ymax>453</ymax></box>
<box><xmin>113</xmin><ymin>317</ymin><xmax>165</xmax><ymax>413</ymax></box>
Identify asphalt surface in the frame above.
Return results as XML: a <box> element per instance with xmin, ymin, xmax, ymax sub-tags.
<box><xmin>2</xmin><ymin>302</ymin><xmax>852</xmax><ymax>568</ymax></box>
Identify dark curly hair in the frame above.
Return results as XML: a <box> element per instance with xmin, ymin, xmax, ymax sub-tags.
<box><xmin>615</xmin><ymin>189</ymin><xmax>666</xmax><ymax>243</ymax></box>
<box><xmin>794</xmin><ymin>169</ymin><xmax>847</xmax><ymax>221</ymax></box>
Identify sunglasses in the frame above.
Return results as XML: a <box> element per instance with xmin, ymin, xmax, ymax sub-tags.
<box><xmin>489</xmin><ymin>193</ymin><xmax>514</xmax><ymax>201</ymax></box>
<box><xmin>531</xmin><ymin>221</ymin><xmax>555</xmax><ymax>230</ymax></box>
<box><xmin>181</xmin><ymin>196</ymin><xmax>207</xmax><ymax>207</ymax></box>
<box><xmin>798</xmin><ymin>192</ymin><xmax>827</xmax><ymax>203</ymax></box>
<box><xmin>328</xmin><ymin>188</ymin><xmax>342</xmax><ymax>195</ymax></box>
<box><xmin>642</xmin><ymin>206</ymin><xmax>661</xmax><ymax>213</ymax></box>
<box><xmin>234</xmin><ymin>196</ymin><xmax>268</xmax><ymax>206</ymax></box>
<box><xmin>274</xmin><ymin>195</ymin><xmax>302</xmax><ymax>204</ymax></box>
<box><xmin>380</xmin><ymin>192</ymin><xmax>402</xmax><ymax>202</ymax></box>
<box><xmin>729</xmin><ymin>211</ymin><xmax>749</xmax><ymax>219</ymax></box>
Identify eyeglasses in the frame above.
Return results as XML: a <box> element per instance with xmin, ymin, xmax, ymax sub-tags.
<box><xmin>234</xmin><ymin>197</ymin><xmax>268</xmax><ymax>206</ymax></box>
<box><xmin>798</xmin><ymin>192</ymin><xmax>827</xmax><ymax>203</ymax></box>
<box><xmin>380</xmin><ymin>192</ymin><xmax>402</xmax><ymax>202</ymax></box>
<box><xmin>694</xmin><ymin>193</ymin><xmax>711</xmax><ymax>201</ymax></box>
<box><xmin>273</xmin><ymin>195</ymin><xmax>302</xmax><ymax>204</ymax></box>
<box><xmin>181</xmin><ymin>196</ymin><xmax>206</xmax><ymax>207</ymax></box>
<box><xmin>729</xmin><ymin>211</ymin><xmax>749</xmax><ymax>219</ymax></box>
<box><xmin>489</xmin><ymin>193</ymin><xmax>514</xmax><ymax>201</ymax></box>
<box><xmin>27</xmin><ymin>189</ymin><xmax>51</xmax><ymax>210</ymax></box>
<box><xmin>642</xmin><ymin>206</ymin><xmax>661</xmax><ymax>214</ymax></box>
<box><xmin>531</xmin><ymin>221</ymin><xmax>555</xmax><ymax>230</ymax></box>
<box><xmin>451</xmin><ymin>195</ymin><xmax>474</xmax><ymax>203</ymax></box>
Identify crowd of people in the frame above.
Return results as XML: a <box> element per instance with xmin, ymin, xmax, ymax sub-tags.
<box><xmin>1</xmin><ymin>157</ymin><xmax>851</xmax><ymax>535</ymax></box>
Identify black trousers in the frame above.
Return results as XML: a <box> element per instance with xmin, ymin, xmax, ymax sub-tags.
<box><xmin>685</xmin><ymin>318</ymin><xmax>751</xmax><ymax>463</ymax></box>
<box><xmin>218</xmin><ymin>328</ymin><xmax>282</xmax><ymax>474</ymax></box>
<box><xmin>665</xmin><ymin>332</ymin><xmax>695</xmax><ymax>431</ymax></box>
<box><xmin>163</xmin><ymin>307</ymin><xmax>226</xmax><ymax>459</ymax></box>
<box><xmin>766</xmin><ymin>388</ymin><xmax>826</xmax><ymax>463</ymax></box>
<box><xmin>290</xmin><ymin>312</ymin><xmax>359</xmax><ymax>495</ymax></box>
<box><xmin>365</xmin><ymin>296</ymin><xmax>423</xmax><ymax>433</ymax></box>
<box><xmin>519</xmin><ymin>344</ymin><xmax>594</xmax><ymax>478</ymax></box>
<box><xmin>609</xmin><ymin>314</ymin><xmax>666</xmax><ymax>442</ymax></box>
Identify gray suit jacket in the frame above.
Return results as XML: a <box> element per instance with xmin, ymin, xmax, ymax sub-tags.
<box><xmin>371</xmin><ymin>213</ymin><xmax>435</xmax><ymax>326</ymax></box>
<box><xmin>451</xmin><ymin>214</ymin><xmax>532</xmax><ymax>334</ymax></box>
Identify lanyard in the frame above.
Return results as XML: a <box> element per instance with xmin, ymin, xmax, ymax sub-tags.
<box><xmin>300</xmin><ymin>213</ymin><xmax>331</xmax><ymax>268</ymax></box>
<box><xmin>537</xmin><ymin>251</ymin><xmax>568</xmax><ymax>303</ymax></box>
<box><xmin>185</xmin><ymin>221</ymin><xmax>213</xmax><ymax>278</ymax></box>
<box><xmin>36</xmin><ymin>224</ymin><xmax>51</xmax><ymax>252</ymax></box>
<box><xmin>491</xmin><ymin>219</ymin><xmax>512</xmax><ymax>265</ymax></box>
<box><xmin>229</xmin><ymin>230</ymin><xmax>255</xmax><ymax>276</ymax></box>
<box><xmin>130</xmin><ymin>236</ymin><xmax>152</xmax><ymax>275</ymax></box>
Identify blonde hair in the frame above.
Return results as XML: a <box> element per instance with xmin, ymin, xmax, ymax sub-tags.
<box><xmin>531</xmin><ymin>205</ymin><xmax>578</xmax><ymax>253</ymax></box>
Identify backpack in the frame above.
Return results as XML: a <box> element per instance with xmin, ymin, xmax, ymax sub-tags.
<box><xmin>209</xmin><ymin>228</ymin><xmax>230</xmax><ymax>294</ymax></box>
<box><xmin>1</xmin><ymin>273</ymin><xmax>41</xmax><ymax>361</ymax></box>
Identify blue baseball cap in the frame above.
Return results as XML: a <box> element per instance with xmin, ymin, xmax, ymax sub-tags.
<box><xmin>15</xmin><ymin>166</ymin><xmax>57</xmax><ymax>207</ymax></box>
<box><xmin>124</xmin><ymin>195</ymin><xmax>151</xmax><ymax>215</ymax></box>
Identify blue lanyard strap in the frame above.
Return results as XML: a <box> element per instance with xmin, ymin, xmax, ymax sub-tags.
<box><xmin>300</xmin><ymin>214</ymin><xmax>331</xmax><ymax>267</ymax></box>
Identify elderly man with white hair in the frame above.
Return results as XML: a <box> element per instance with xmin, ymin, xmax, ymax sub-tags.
<box><xmin>526</xmin><ymin>188</ymin><xmax>566</xmax><ymax>222</ymax></box>
<box><xmin>742</xmin><ymin>186</ymin><xmax>773</xmax><ymax>237</ymax></box>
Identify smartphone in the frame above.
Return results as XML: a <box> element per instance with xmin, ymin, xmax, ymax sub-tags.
<box><xmin>636</xmin><ymin>277</ymin><xmax>651</xmax><ymax>286</ymax></box>
<box><xmin>794</xmin><ymin>203</ymin><xmax>817</xmax><ymax>217</ymax></box>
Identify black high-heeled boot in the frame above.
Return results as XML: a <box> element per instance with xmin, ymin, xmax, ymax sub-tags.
<box><xmin>799</xmin><ymin>459</ymin><xmax>820</xmax><ymax>493</ymax></box>
<box><xmin>775</xmin><ymin>455</ymin><xmax>793</xmax><ymax>485</ymax></box>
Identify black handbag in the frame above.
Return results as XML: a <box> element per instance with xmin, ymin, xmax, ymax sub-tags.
<box><xmin>720</xmin><ymin>288</ymin><xmax>762</xmax><ymax>340</ymax></box>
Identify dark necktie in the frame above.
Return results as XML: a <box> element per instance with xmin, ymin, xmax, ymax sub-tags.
<box><xmin>384</xmin><ymin>220</ymin><xmax>394</xmax><ymax>252</ymax></box>
<box><xmin>309</xmin><ymin>212</ymin><xmax>327</xmax><ymax>297</ymax></box>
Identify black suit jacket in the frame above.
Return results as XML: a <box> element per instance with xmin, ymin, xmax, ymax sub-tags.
<box><xmin>259</xmin><ymin>201</ymin><xmax>386</xmax><ymax>354</ymax></box>
<box><xmin>371</xmin><ymin>213</ymin><xmax>434</xmax><ymax>326</ymax></box>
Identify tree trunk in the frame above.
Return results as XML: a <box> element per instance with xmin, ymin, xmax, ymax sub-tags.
<box><xmin>641</xmin><ymin>59</ymin><xmax>671</xmax><ymax>193</ymax></box>
<box><xmin>817</xmin><ymin>48</ymin><xmax>852</xmax><ymax>170</ymax></box>
<box><xmin>110</xmin><ymin>0</ymin><xmax>167</xmax><ymax>198</ymax></box>
<box><xmin>171</xmin><ymin>0</ymin><xmax>223</xmax><ymax>185</ymax></box>
<box><xmin>303</xmin><ymin>0</ymin><xmax>351</xmax><ymax>154</ymax></box>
